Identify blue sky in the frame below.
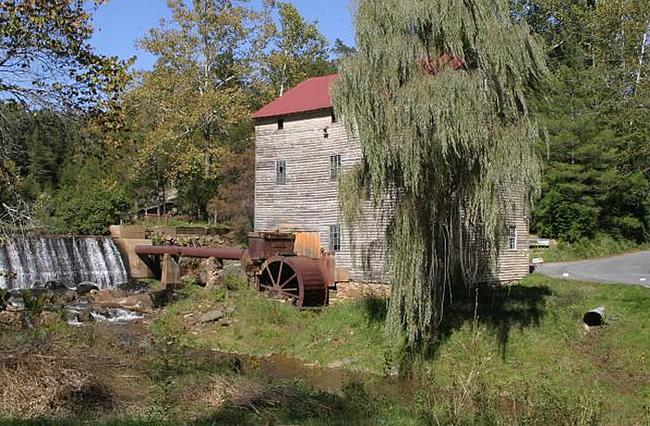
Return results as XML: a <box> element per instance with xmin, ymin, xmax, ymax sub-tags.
<box><xmin>90</xmin><ymin>0</ymin><xmax>355</xmax><ymax>70</ymax></box>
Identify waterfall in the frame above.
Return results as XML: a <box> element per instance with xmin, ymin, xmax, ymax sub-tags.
<box><xmin>0</xmin><ymin>236</ymin><xmax>128</xmax><ymax>290</ymax></box>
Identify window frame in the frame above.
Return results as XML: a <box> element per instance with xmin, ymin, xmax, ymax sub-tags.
<box><xmin>329</xmin><ymin>224</ymin><xmax>341</xmax><ymax>253</ymax></box>
<box><xmin>277</xmin><ymin>119</ymin><xmax>284</xmax><ymax>130</ymax></box>
<box><xmin>507</xmin><ymin>225</ymin><xmax>517</xmax><ymax>251</ymax></box>
<box><xmin>275</xmin><ymin>160</ymin><xmax>287</xmax><ymax>185</ymax></box>
<box><xmin>330</xmin><ymin>154</ymin><xmax>342</xmax><ymax>181</ymax></box>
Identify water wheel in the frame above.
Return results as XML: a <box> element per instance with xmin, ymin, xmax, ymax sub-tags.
<box><xmin>257</xmin><ymin>256</ymin><xmax>329</xmax><ymax>308</ymax></box>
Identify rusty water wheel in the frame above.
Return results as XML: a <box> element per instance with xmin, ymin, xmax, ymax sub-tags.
<box><xmin>257</xmin><ymin>256</ymin><xmax>328</xmax><ymax>308</ymax></box>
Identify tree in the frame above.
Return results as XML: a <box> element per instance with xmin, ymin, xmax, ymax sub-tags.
<box><xmin>0</xmin><ymin>0</ymin><xmax>129</xmax><ymax>109</ymax></box>
<box><xmin>516</xmin><ymin>0</ymin><xmax>650</xmax><ymax>242</ymax></box>
<box><xmin>207</xmin><ymin>146</ymin><xmax>254</xmax><ymax>240</ymax></box>
<box><xmin>331</xmin><ymin>38</ymin><xmax>356</xmax><ymax>63</ymax></box>
<box><xmin>119</xmin><ymin>0</ymin><xmax>257</xmax><ymax>218</ymax></box>
<box><xmin>0</xmin><ymin>0</ymin><xmax>130</xmax><ymax>229</ymax></box>
<box><xmin>333</xmin><ymin>0</ymin><xmax>546</xmax><ymax>351</ymax></box>
<box><xmin>262</xmin><ymin>1</ymin><xmax>334</xmax><ymax>97</ymax></box>
<box><xmin>50</xmin><ymin>158</ymin><xmax>130</xmax><ymax>235</ymax></box>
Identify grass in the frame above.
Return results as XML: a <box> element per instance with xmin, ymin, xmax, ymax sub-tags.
<box><xmin>2</xmin><ymin>274</ymin><xmax>649</xmax><ymax>424</ymax></box>
<box><xmin>152</xmin><ymin>279</ymin><xmax>390</xmax><ymax>373</ymax></box>
<box><xmin>151</xmin><ymin>273</ymin><xmax>650</xmax><ymax>424</ymax></box>
<box><xmin>130</xmin><ymin>218</ymin><xmax>230</xmax><ymax>232</ymax></box>
<box><xmin>531</xmin><ymin>234</ymin><xmax>650</xmax><ymax>263</ymax></box>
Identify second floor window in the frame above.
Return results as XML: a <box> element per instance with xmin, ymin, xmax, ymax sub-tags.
<box><xmin>276</xmin><ymin>160</ymin><xmax>286</xmax><ymax>184</ymax></box>
<box><xmin>330</xmin><ymin>155</ymin><xmax>341</xmax><ymax>181</ymax></box>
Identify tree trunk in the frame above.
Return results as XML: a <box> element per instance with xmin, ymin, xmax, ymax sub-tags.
<box><xmin>635</xmin><ymin>20</ymin><xmax>650</xmax><ymax>93</ymax></box>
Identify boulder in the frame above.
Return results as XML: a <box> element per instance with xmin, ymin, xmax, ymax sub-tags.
<box><xmin>198</xmin><ymin>257</ymin><xmax>224</xmax><ymax>289</ymax></box>
<box><xmin>5</xmin><ymin>293</ymin><xmax>25</xmax><ymax>312</ymax></box>
<box><xmin>75</xmin><ymin>282</ymin><xmax>100</xmax><ymax>295</ymax></box>
<box><xmin>88</xmin><ymin>289</ymin><xmax>127</xmax><ymax>305</ymax></box>
<box><xmin>119</xmin><ymin>294</ymin><xmax>156</xmax><ymax>313</ymax></box>
<box><xmin>88</xmin><ymin>288</ymin><xmax>173</xmax><ymax>314</ymax></box>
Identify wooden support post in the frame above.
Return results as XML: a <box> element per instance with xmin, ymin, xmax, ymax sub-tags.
<box><xmin>161</xmin><ymin>253</ymin><xmax>181</xmax><ymax>289</ymax></box>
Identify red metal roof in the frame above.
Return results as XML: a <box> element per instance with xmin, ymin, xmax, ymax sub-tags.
<box><xmin>252</xmin><ymin>73</ymin><xmax>339</xmax><ymax>120</ymax></box>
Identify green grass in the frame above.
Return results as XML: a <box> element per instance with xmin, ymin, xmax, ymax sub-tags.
<box><xmin>130</xmin><ymin>217</ymin><xmax>230</xmax><ymax>232</ymax></box>
<box><xmin>152</xmin><ymin>281</ymin><xmax>390</xmax><ymax>373</ymax></box>
<box><xmin>151</xmin><ymin>273</ymin><xmax>650</xmax><ymax>424</ymax></box>
<box><xmin>3</xmin><ymin>274</ymin><xmax>649</xmax><ymax>424</ymax></box>
<box><xmin>531</xmin><ymin>234</ymin><xmax>650</xmax><ymax>263</ymax></box>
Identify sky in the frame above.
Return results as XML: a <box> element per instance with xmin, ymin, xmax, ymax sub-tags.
<box><xmin>90</xmin><ymin>0</ymin><xmax>356</xmax><ymax>70</ymax></box>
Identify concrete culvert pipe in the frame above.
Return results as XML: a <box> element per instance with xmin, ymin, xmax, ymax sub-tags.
<box><xmin>583</xmin><ymin>306</ymin><xmax>606</xmax><ymax>327</ymax></box>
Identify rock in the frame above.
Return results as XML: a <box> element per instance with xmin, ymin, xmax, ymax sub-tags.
<box><xmin>5</xmin><ymin>294</ymin><xmax>25</xmax><ymax>312</ymax></box>
<box><xmin>88</xmin><ymin>289</ymin><xmax>149</xmax><ymax>312</ymax></box>
<box><xmin>149</xmin><ymin>289</ymin><xmax>174</xmax><ymax>308</ymax></box>
<box><xmin>36</xmin><ymin>311</ymin><xmax>60</xmax><ymax>327</ymax></box>
<box><xmin>88</xmin><ymin>288</ymin><xmax>173</xmax><ymax>314</ymax></box>
<box><xmin>45</xmin><ymin>281</ymin><xmax>68</xmax><ymax>291</ymax></box>
<box><xmin>88</xmin><ymin>289</ymin><xmax>127</xmax><ymax>305</ymax></box>
<box><xmin>49</xmin><ymin>290</ymin><xmax>79</xmax><ymax>305</ymax></box>
<box><xmin>75</xmin><ymin>282</ymin><xmax>100</xmax><ymax>295</ymax></box>
<box><xmin>198</xmin><ymin>257</ymin><xmax>224</xmax><ymax>289</ymax></box>
<box><xmin>115</xmin><ymin>294</ymin><xmax>156</xmax><ymax>313</ymax></box>
<box><xmin>197</xmin><ymin>309</ymin><xmax>224</xmax><ymax>324</ymax></box>
<box><xmin>0</xmin><ymin>311</ymin><xmax>23</xmax><ymax>328</ymax></box>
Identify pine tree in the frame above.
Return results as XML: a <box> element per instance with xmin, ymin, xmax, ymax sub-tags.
<box><xmin>333</xmin><ymin>0</ymin><xmax>547</xmax><ymax>351</ymax></box>
<box><xmin>518</xmin><ymin>0</ymin><xmax>650</xmax><ymax>242</ymax></box>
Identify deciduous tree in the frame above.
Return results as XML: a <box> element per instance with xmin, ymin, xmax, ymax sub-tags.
<box><xmin>120</xmin><ymin>0</ymin><xmax>257</xmax><ymax>218</ymax></box>
<box><xmin>334</xmin><ymin>0</ymin><xmax>547</xmax><ymax>351</ymax></box>
<box><xmin>0</xmin><ymin>0</ymin><xmax>130</xmax><ymax>229</ymax></box>
<box><xmin>262</xmin><ymin>1</ymin><xmax>334</xmax><ymax>97</ymax></box>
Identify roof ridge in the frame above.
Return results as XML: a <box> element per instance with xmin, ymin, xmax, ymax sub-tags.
<box><xmin>252</xmin><ymin>73</ymin><xmax>340</xmax><ymax>120</ymax></box>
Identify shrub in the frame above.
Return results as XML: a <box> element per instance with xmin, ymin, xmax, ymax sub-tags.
<box><xmin>49</xmin><ymin>182</ymin><xmax>130</xmax><ymax>235</ymax></box>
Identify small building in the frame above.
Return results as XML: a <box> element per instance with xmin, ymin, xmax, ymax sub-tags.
<box><xmin>252</xmin><ymin>74</ymin><xmax>530</xmax><ymax>283</ymax></box>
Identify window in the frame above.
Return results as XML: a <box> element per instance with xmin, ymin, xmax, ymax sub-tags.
<box><xmin>330</xmin><ymin>155</ymin><xmax>341</xmax><ymax>181</ymax></box>
<box><xmin>275</xmin><ymin>160</ymin><xmax>286</xmax><ymax>184</ymax></box>
<box><xmin>329</xmin><ymin>225</ymin><xmax>341</xmax><ymax>252</ymax></box>
<box><xmin>331</xmin><ymin>110</ymin><xmax>337</xmax><ymax>123</ymax></box>
<box><xmin>277</xmin><ymin>119</ymin><xmax>284</xmax><ymax>130</ymax></box>
<box><xmin>508</xmin><ymin>225</ymin><xmax>517</xmax><ymax>250</ymax></box>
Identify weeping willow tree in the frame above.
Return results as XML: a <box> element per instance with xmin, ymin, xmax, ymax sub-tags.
<box><xmin>332</xmin><ymin>0</ymin><xmax>547</xmax><ymax>351</ymax></box>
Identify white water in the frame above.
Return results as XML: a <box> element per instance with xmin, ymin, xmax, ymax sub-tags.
<box><xmin>0</xmin><ymin>236</ymin><xmax>128</xmax><ymax>290</ymax></box>
<box><xmin>91</xmin><ymin>308</ymin><xmax>144</xmax><ymax>323</ymax></box>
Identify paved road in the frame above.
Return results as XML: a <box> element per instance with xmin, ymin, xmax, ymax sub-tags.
<box><xmin>536</xmin><ymin>251</ymin><xmax>650</xmax><ymax>287</ymax></box>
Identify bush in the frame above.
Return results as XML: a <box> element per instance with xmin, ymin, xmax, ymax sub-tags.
<box><xmin>44</xmin><ymin>158</ymin><xmax>131</xmax><ymax>235</ymax></box>
<box><xmin>49</xmin><ymin>184</ymin><xmax>130</xmax><ymax>235</ymax></box>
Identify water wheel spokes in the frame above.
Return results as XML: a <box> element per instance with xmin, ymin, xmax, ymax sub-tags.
<box><xmin>258</xmin><ymin>257</ymin><xmax>303</xmax><ymax>305</ymax></box>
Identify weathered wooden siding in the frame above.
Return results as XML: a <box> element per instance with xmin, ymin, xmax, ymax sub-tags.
<box><xmin>254</xmin><ymin>109</ymin><xmax>529</xmax><ymax>283</ymax></box>
<box><xmin>494</xmin><ymin>188</ymin><xmax>531</xmax><ymax>283</ymax></box>
<box><xmin>254</xmin><ymin>110</ymin><xmax>389</xmax><ymax>281</ymax></box>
